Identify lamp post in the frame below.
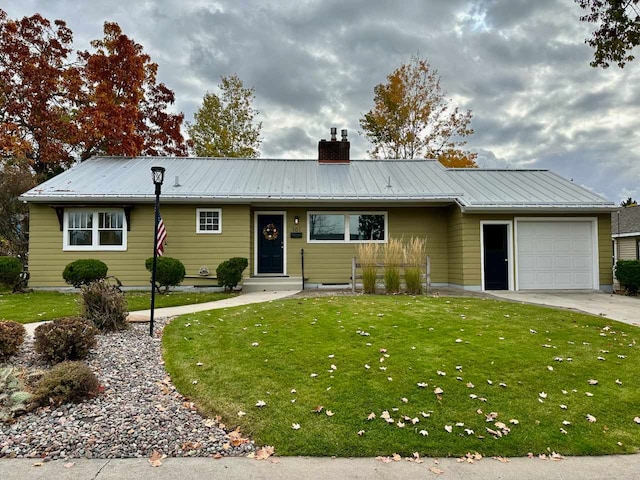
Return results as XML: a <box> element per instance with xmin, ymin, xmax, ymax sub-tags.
<box><xmin>150</xmin><ymin>166</ymin><xmax>165</xmax><ymax>336</ymax></box>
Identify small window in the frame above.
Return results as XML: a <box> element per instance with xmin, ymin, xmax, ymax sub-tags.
<box><xmin>64</xmin><ymin>209</ymin><xmax>126</xmax><ymax>251</ymax></box>
<box><xmin>196</xmin><ymin>208</ymin><xmax>222</xmax><ymax>234</ymax></box>
<box><xmin>308</xmin><ymin>212</ymin><xmax>387</xmax><ymax>243</ymax></box>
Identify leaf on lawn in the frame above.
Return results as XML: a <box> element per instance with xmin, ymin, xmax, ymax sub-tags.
<box><xmin>588</xmin><ymin>379</ymin><xmax>598</xmax><ymax>385</ymax></box>
<box><xmin>237</xmin><ymin>411</ymin><xmax>246</xmax><ymax>417</ymax></box>
<box><xmin>380</xmin><ymin>410</ymin><xmax>391</xmax><ymax>419</ymax></box>
<box><xmin>312</xmin><ymin>405</ymin><xmax>324</xmax><ymax>413</ymax></box>
<box><xmin>292</xmin><ymin>423</ymin><xmax>301</xmax><ymax>430</ymax></box>
<box><xmin>470</xmin><ymin>394</ymin><xmax>478</xmax><ymax>399</ymax></box>
<box><xmin>149</xmin><ymin>450</ymin><xmax>165</xmax><ymax>467</ymax></box>
<box><xmin>633</xmin><ymin>417</ymin><xmax>640</xmax><ymax>424</ymax></box>
<box><xmin>328</xmin><ymin>354</ymin><xmax>335</xmax><ymax>358</ymax></box>
<box><xmin>509</xmin><ymin>419</ymin><xmax>519</xmax><ymax>425</ymax></box>
<box><xmin>547</xmin><ymin>366</ymin><xmax>554</xmax><ymax>371</ymax></box>
<box><xmin>562</xmin><ymin>420</ymin><xmax>571</xmax><ymax>425</ymax></box>
<box><xmin>444</xmin><ymin>425</ymin><xmax>453</xmax><ymax>433</ymax></box>
<box><xmin>255</xmin><ymin>400</ymin><xmax>266</xmax><ymax>407</ymax></box>
<box><xmin>560</xmin><ymin>428</ymin><xmax>568</xmax><ymax>434</ymax></box>
<box><xmin>387</xmin><ymin>377</ymin><xmax>393</xmax><ymax>382</ymax></box>
<box><xmin>437</xmin><ymin>370</ymin><xmax>446</xmax><ymax>376</ymax></box>
<box><xmin>466</xmin><ymin>382</ymin><xmax>475</xmax><ymax>388</ymax></box>
<box><xmin>291</xmin><ymin>389</ymin><xmax>296</xmax><ymax>394</ymax></box>
<box><xmin>560</xmin><ymin>405</ymin><xmax>567</xmax><ymax>410</ymax></box>
<box><xmin>487</xmin><ymin>379</ymin><xmax>493</xmax><ymax>385</ymax></box>
<box><xmin>409</xmin><ymin>452</ymin><xmax>424</xmax><ymax>464</ymax></box>
<box><xmin>401</xmin><ymin>397</ymin><xmax>408</xmax><ymax>403</ymax></box>
<box><xmin>326</xmin><ymin>410</ymin><xmax>335</xmax><ymax>417</ymax></box>
<box><xmin>429</xmin><ymin>466</ymin><xmax>444</xmax><ymax>475</ymax></box>
<box><xmin>192</xmin><ymin>380</ymin><xmax>198</xmax><ymax>385</ymax></box>
<box><xmin>330</xmin><ymin>364</ymin><xmax>338</xmax><ymax>371</ymax></box>
<box><xmin>380</xmin><ymin>348</ymin><xmax>387</xmax><ymax>353</ymax></box>
<box><xmin>456</xmin><ymin>365</ymin><xmax>463</xmax><ymax>370</ymax></box>
<box><xmin>616</xmin><ymin>379</ymin><xmax>623</xmax><ymax>385</ymax></box>
<box><xmin>392</xmin><ymin>453</ymin><xmax>402</xmax><ymax>462</ymax></box>
<box><xmin>196</xmin><ymin>362</ymin><xmax>203</xmax><ymax>366</ymax></box>
<box><xmin>586</xmin><ymin>414</ymin><xmax>597</xmax><ymax>423</ymax></box>
<box><xmin>499</xmin><ymin>383</ymin><xmax>507</xmax><ymax>388</ymax></box>
<box><xmin>455</xmin><ymin>338</ymin><xmax>463</xmax><ymax>343</ymax></box>
<box><xmin>464</xmin><ymin>429</ymin><xmax>474</xmax><ymax>435</ymax></box>
<box><xmin>539</xmin><ymin>392</ymin><xmax>547</xmax><ymax>399</ymax></box>
<box><xmin>310</xmin><ymin>373</ymin><xmax>318</xmax><ymax>377</ymax></box>
<box><xmin>419</xmin><ymin>430</ymin><xmax>429</xmax><ymax>436</ymax></box>
<box><xmin>255</xmin><ymin>446</ymin><xmax>275</xmax><ymax>460</ymax></box>
<box><xmin>420</xmin><ymin>411</ymin><xmax>431</xmax><ymax>418</ymax></box>
<box><xmin>397</xmin><ymin>421</ymin><xmax>405</xmax><ymax>428</ymax></box>
<box><xmin>367</xmin><ymin>412</ymin><xmax>376</xmax><ymax>420</ymax></box>
<box><xmin>434</xmin><ymin>387</ymin><xmax>444</xmax><ymax>395</ymax></box>
<box><xmin>251</xmin><ymin>342</ymin><xmax>259</xmax><ymax>347</ymax></box>
<box><xmin>357</xmin><ymin>430</ymin><xmax>365</xmax><ymax>436</ymax></box>
<box><xmin>364</xmin><ymin>364</ymin><xmax>370</xmax><ymax>369</ymax></box>
<box><xmin>411</xmin><ymin>417</ymin><xmax>420</xmax><ymax>425</ymax></box>
<box><xmin>586</xmin><ymin>392</ymin><xmax>594</xmax><ymax>397</ymax></box>
<box><xmin>417</xmin><ymin>382</ymin><xmax>428</xmax><ymax>388</ymax></box>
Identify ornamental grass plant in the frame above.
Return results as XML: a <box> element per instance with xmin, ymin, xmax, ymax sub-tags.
<box><xmin>356</xmin><ymin>243</ymin><xmax>379</xmax><ymax>294</ymax></box>
<box><xmin>383</xmin><ymin>238</ymin><xmax>403</xmax><ymax>293</ymax></box>
<box><xmin>404</xmin><ymin>237</ymin><xmax>427</xmax><ymax>294</ymax></box>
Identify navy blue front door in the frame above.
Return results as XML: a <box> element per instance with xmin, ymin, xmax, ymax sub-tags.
<box><xmin>257</xmin><ymin>214</ymin><xmax>284</xmax><ymax>274</ymax></box>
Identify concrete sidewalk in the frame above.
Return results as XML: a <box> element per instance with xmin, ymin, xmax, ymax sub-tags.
<box><xmin>1</xmin><ymin>455</ymin><xmax>640</xmax><ymax>479</ymax></box>
<box><xmin>126</xmin><ymin>289</ymin><xmax>300</xmax><ymax>322</ymax></box>
<box><xmin>487</xmin><ymin>291</ymin><xmax>640</xmax><ymax>326</ymax></box>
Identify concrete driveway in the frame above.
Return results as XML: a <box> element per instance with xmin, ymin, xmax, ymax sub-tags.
<box><xmin>487</xmin><ymin>291</ymin><xmax>640</xmax><ymax>326</ymax></box>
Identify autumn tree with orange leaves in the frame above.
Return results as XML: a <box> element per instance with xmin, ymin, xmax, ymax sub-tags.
<box><xmin>359</xmin><ymin>56</ymin><xmax>477</xmax><ymax>168</ymax></box>
<box><xmin>0</xmin><ymin>10</ymin><xmax>186</xmax><ymax>258</ymax></box>
<box><xmin>0</xmin><ymin>10</ymin><xmax>186</xmax><ymax>176</ymax></box>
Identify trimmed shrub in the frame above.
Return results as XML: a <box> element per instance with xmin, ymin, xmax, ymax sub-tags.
<box><xmin>81</xmin><ymin>280</ymin><xmax>128</xmax><ymax>331</ymax></box>
<box><xmin>32</xmin><ymin>361</ymin><xmax>99</xmax><ymax>407</ymax></box>
<box><xmin>0</xmin><ymin>257</ymin><xmax>22</xmax><ymax>287</ymax></box>
<box><xmin>216</xmin><ymin>257</ymin><xmax>248</xmax><ymax>291</ymax></box>
<box><xmin>145</xmin><ymin>257</ymin><xmax>186</xmax><ymax>292</ymax></box>
<box><xmin>34</xmin><ymin>317</ymin><xmax>98</xmax><ymax>363</ymax></box>
<box><xmin>615</xmin><ymin>260</ymin><xmax>640</xmax><ymax>295</ymax></box>
<box><xmin>0</xmin><ymin>321</ymin><xmax>26</xmax><ymax>361</ymax></box>
<box><xmin>63</xmin><ymin>259</ymin><xmax>108</xmax><ymax>287</ymax></box>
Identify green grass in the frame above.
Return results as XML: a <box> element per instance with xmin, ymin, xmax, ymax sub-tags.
<box><xmin>0</xmin><ymin>290</ymin><xmax>234</xmax><ymax>323</ymax></box>
<box><xmin>162</xmin><ymin>295</ymin><xmax>640</xmax><ymax>457</ymax></box>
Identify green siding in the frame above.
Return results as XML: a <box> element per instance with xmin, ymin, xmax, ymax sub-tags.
<box><xmin>28</xmin><ymin>203</ymin><xmax>250</xmax><ymax>287</ymax></box>
<box><xmin>27</xmin><ymin>203</ymin><xmax>614</xmax><ymax>289</ymax></box>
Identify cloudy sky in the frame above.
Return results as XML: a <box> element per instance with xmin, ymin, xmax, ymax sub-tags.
<box><xmin>5</xmin><ymin>0</ymin><xmax>640</xmax><ymax>204</ymax></box>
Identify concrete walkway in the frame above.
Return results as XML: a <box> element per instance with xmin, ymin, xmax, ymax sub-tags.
<box><xmin>1</xmin><ymin>455</ymin><xmax>640</xmax><ymax>479</ymax></box>
<box><xmin>488</xmin><ymin>291</ymin><xmax>640</xmax><ymax>326</ymax></box>
<box><xmin>126</xmin><ymin>289</ymin><xmax>300</xmax><ymax>322</ymax></box>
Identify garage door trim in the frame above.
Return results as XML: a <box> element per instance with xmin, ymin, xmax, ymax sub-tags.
<box><xmin>514</xmin><ymin>217</ymin><xmax>599</xmax><ymax>291</ymax></box>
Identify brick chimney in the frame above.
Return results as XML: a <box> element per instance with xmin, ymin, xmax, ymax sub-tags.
<box><xmin>318</xmin><ymin>127</ymin><xmax>350</xmax><ymax>163</ymax></box>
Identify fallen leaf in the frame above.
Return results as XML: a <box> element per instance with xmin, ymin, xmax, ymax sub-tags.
<box><xmin>401</xmin><ymin>397</ymin><xmax>408</xmax><ymax>403</ymax></box>
<box><xmin>419</xmin><ymin>430</ymin><xmax>429</xmax><ymax>436</ymax></box>
<box><xmin>434</xmin><ymin>387</ymin><xmax>444</xmax><ymax>395</ymax></box>
<box><xmin>312</xmin><ymin>405</ymin><xmax>324</xmax><ymax>413</ymax></box>
<box><xmin>292</xmin><ymin>423</ymin><xmax>301</xmax><ymax>430</ymax></box>
<box><xmin>326</xmin><ymin>410</ymin><xmax>335</xmax><ymax>417</ymax></box>
<box><xmin>429</xmin><ymin>466</ymin><xmax>444</xmax><ymax>475</ymax></box>
<box><xmin>634</xmin><ymin>417</ymin><xmax>640</xmax><ymax>424</ymax></box>
<box><xmin>149</xmin><ymin>450</ymin><xmax>165</xmax><ymax>467</ymax></box>
<box><xmin>493</xmin><ymin>456</ymin><xmax>509</xmax><ymax>463</ymax></box>
<box><xmin>367</xmin><ymin>412</ymin><xmax>376</xmax><ymax>420</ymax></box>
<box><xmin>588</xmin><ymin>379</ymin><xmax>598</xmax><ymax>385</ymax></box>
<box><xmin>376</xmin><ymin>456</ymin><xmax>393</xmax><ymax>463</ymax></box>
<box><xmin>357</xmin><ymin>430</ymin><xmax>365</xmax><ymax>436</ymax></box>
<box><xmin>63</xmin><ymin>462</ymin><xmax>75</xmax><ymax>468</ymax></box>
<box><xmin>255</xmin><ymin>446</ymin><xmax>275</xmax><ymax>460</ymax></box>
<box><xmin>237</xmin><ymin>411</ymin><xmax>246</xmax><ymax>417</ymax></box>
<box><xmin>444</xmin><ymin>425</ymin><xmax>453</xmax><ymax>433</ymax></box>
<box><xmin>32</xmin><ymin>462</ymin><xmax>44</xmax><ymax>467</ymax></box>
<box><xmin>255</xmin><ymin>400</ymin><xmax>266</xmax><ymax>407</ymax></box>
<box><xmin>586</xmin><ymin>414</ymin><xmax>597</xmax><ymax>423</ymax></box>
<box><xmin>392</xmin><ymin>453</ymin><xmax>402</xmax><ymax>462</ymax></box>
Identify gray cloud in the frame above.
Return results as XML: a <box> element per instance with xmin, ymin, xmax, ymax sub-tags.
<box><xmin>4</xmin><ymin>0</ymin><xmax>640</xmax><ymax>204</ymax></box>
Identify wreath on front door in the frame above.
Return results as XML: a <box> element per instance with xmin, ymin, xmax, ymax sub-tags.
<box><xmin>263</xmin><ymin>223</ymin><xmax>279</xmax><ymax>240</ymax></box>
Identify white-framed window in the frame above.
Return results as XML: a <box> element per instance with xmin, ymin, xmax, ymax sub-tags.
<box><xmin>63</xmin><ymin>209</ymin><xmax>127</xmax><ymax>251</ymax></box>
<box><xmin>307</xmin><ymin>211</ymin><xmax>387</xmax><ymax>243</ymax></box>
<box><xmin>196</xmin><ymin>208</ymin><xmax>222</xmax><ymax>234</ymax></box>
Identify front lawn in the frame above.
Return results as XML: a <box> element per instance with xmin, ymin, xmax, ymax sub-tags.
<box><xmin>0</xmin><ymin>290</ymin><xmax>235</xmax><ymax>323</ymax></box>
<box><xmin>163</xmin><ymin>296</ymin><xmax>640</xmax><ymax>457</ymax></box>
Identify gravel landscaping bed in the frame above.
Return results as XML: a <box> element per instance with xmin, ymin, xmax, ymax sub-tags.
<box><xmin>0</xmin><ymin>319</ymin><xmax>255</xmax><ymax>460</ymax></box>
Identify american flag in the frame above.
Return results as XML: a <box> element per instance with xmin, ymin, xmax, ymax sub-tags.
<box><xmin>156</xmin><ymin>212</ymin><xmax>167</xmax><ymax>256</ymax></box>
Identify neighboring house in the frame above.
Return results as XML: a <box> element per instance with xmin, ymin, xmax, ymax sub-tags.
<box><xmin>612</xmin><ymin>205</ymin><xmax>640</xmax><ymax>289</ymax></box>
<box><xmin>20</xmin><ymin>130</ymin><xmax>616</xmax><ymax>292</ymax></box>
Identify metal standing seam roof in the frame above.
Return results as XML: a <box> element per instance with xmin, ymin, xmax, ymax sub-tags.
<box><xmin>20</xmin><ymin>156</ymin><xmax>616</xmax><ymax>211</ymax></box>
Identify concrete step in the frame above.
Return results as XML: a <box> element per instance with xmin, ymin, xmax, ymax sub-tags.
<box><xmin>242</xmin><ymin>276</ymin><xmax>303</xmax><ymax>293</ymax></box>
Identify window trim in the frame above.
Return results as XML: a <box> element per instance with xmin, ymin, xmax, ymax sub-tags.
<box><xmin>196</xmin><ymin>208</ymin><xmax>222</xmax><ymax>234</ymax></box>
<box><xmin>63</xmin><ymin>208</ymin><xmax>127</xmax><ymax>251</ymax></box>
<box><xmin>307</xmin><ymin>211</ymin><xmax>388</xmax><ymax>243</ymax></box>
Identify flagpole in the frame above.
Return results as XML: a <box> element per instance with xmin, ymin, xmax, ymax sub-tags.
<box><xmin>150</xmin><ymin>166</ymin><xmax>165</xmax><ymax>337</ymax></box>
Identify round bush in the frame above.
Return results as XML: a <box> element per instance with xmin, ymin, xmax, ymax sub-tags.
<box><xmin>0</xmin><ymin>257</ymin><xmax>22</xmax><ymax>286</ymax></box>
<box><xmin>216</xmin><ymin>257</ymin><xmax>249</xmax><ymax>291</ymax></box>
<box><xmin>0</xmin><ymin>321</ymin><xmax>26</xmax><ymax>361</ymax></box>
<box><xmin>34</xmin><ymin>317</ymin><xmax>99</xmax><ymax>363</ymax></box>
<box><xmin>81</xmin><ymin>280</ymin><xmax>128</xmax><ymax>332</ymax></box>
<box><xmin>145</xmin><ymin>257</ymin><xmax>186</xmax><ymax>292</ymax></box>
<box><xmin>63</xmin><ymin>259</ymin><xmax>108</xmax><ymax>287</ymax></box>
<box><xmin>615</xmin><ymin>260</ymin><xmax>640</xmax><ymax>295</ymax></box>
<box><xmin>33</xmin><ymin>361</ymin><xmax>100</xmax><ymax>407</ymax></box>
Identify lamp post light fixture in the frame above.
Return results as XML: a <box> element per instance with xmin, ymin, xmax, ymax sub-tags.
<box><xmin>149</xmin><ymin>166</ymin><xmax>165</xmax><ymax>336</ymax></box>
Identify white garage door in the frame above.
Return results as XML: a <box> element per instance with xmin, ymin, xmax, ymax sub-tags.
<box><xmin>517</xmin><ymin>221</ymin><xmax>595</xmax><ymax>290</ymax></box>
